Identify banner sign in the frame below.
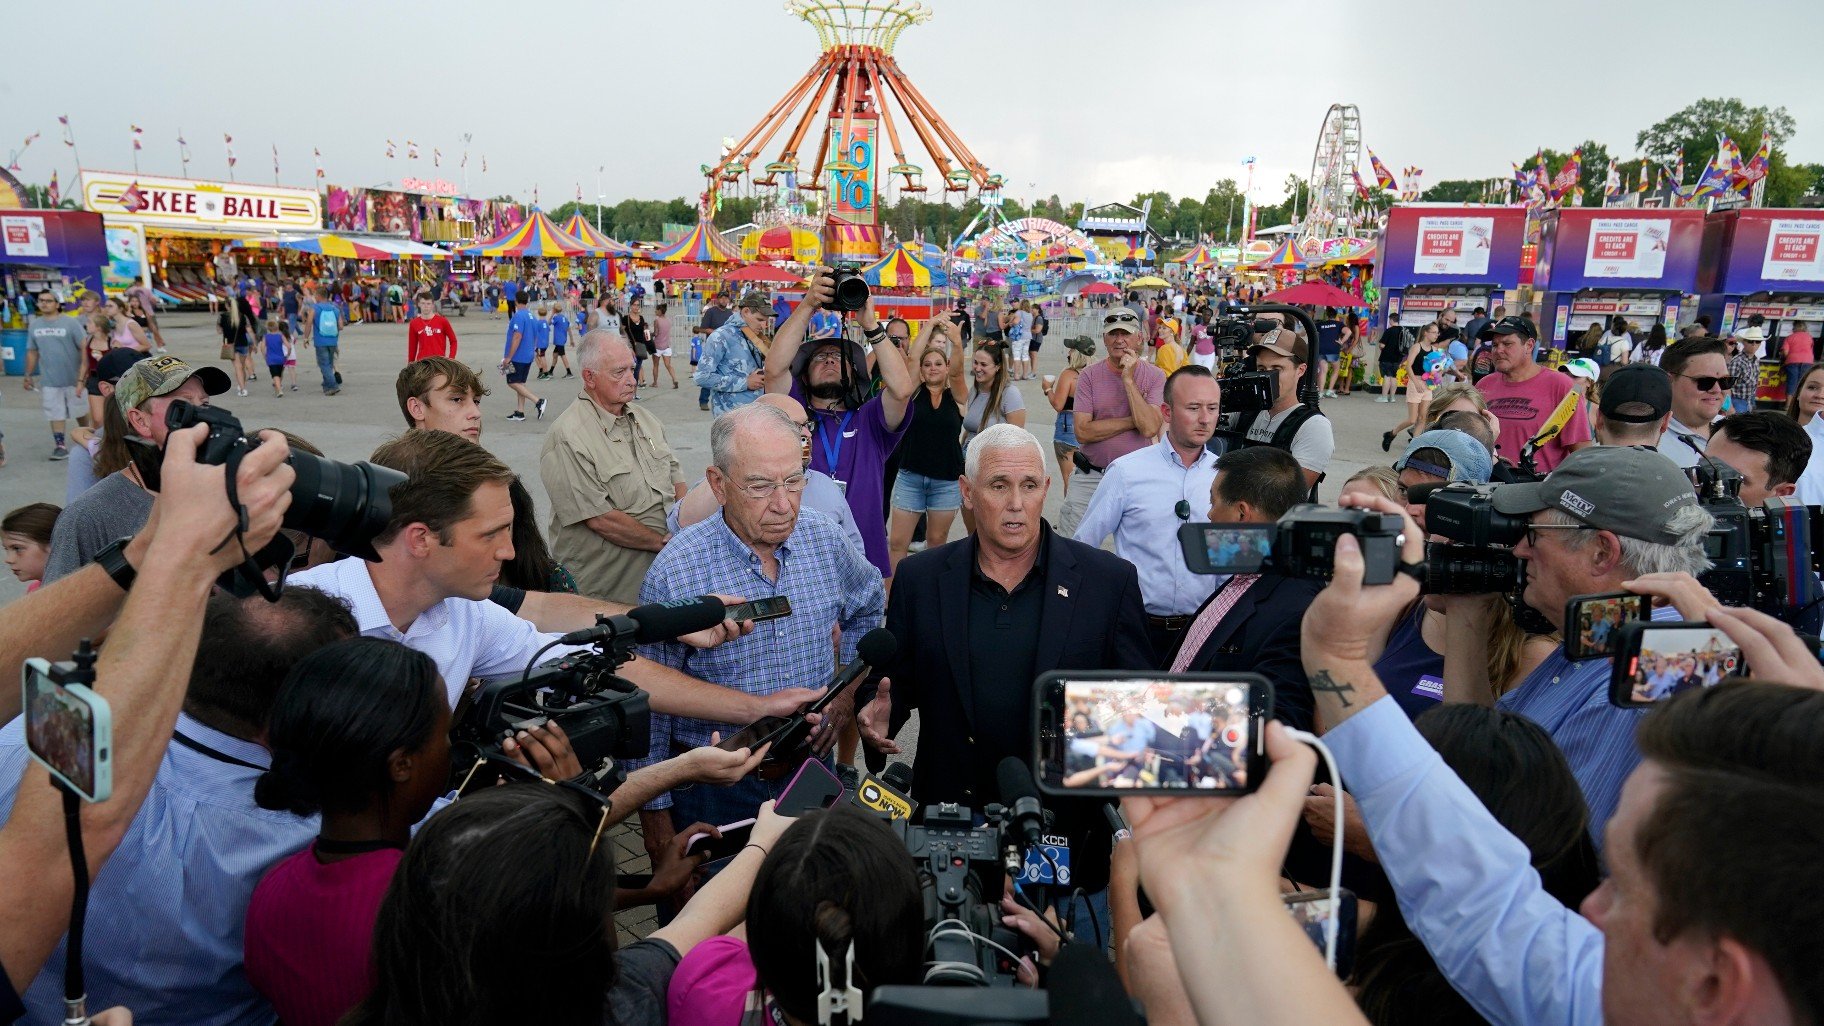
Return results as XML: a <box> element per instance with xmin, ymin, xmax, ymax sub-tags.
<box><xmin>1</xmin><ymin>215</ymin><xmax>48</xmax><ymax>258</ymax></box>
<box><xmin>81</xmin><ymin>170</ymin><xmax>321</xmax><ymax>230</ymax></box>
<box><xmin>1762</xmin><ymin>219</ymin><xmax>1824</xmax><ymax>282</ymax></box>
<box><xmin>827</xmin><ymin>117</ymin><xmax>879</xmax><ymax>224</ymax></box>
<box><xmin>1583</xmin><ymin>218</ymin><xmax>1669</xmax><ymax>279</ymax></box>
<box><xmin>1413</xmin><ymin>216</ymin><xmax>1493</xmax><ymax>276</ymax></box>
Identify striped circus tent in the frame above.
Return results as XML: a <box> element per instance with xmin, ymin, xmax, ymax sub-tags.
<box><xmin>559</xmin><ymin>214</ymin><xmax>641</xmax><ymax>257</ymax></box>
<box><xmin>235</xmin><ymin>234</ymin><xmax>395</xmax><ymax>260</ymax></box>
<box><xmin>1173</xmin><ymin>243</ymin><xmax>1218</xmax><ymax>267</ymax></box>
<box><xmin>1246</xmin><ymin>236</ymin><xmax>1310</xmax><ymax>270</ymax></box>
<box><xmin>860</xmin><ymin>244</ymin><xmax>947</xmax><ymax>288</ymax></box>
<box><xmin>650</xmin><ymin>220</ymin><xmax>740</xmax><ymax>263</ymax></box>
<box><xmin>459</xmin><ymin>209</ymin><xmax>604</xmax><ymax>258</ymax></box>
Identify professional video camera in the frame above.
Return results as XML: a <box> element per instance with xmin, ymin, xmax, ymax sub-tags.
<box><xmin>1207</xmin><ymin>314</ymin><xmax>1282</xmax><ymax>414</ymax></box>
<box><xmin>1420</xmin><ymin>483</ymin><xmax>1556</xmax><ymax>632</ymax></box>
<box><xmin>451</xmin><ymin>596</ymin><xmax>728</xmax><ymax>783</ymax></box>
<box><xmin>825</xmin><ymin>265</ymin><xmax>870</xmax><ymax>313</ymax></box>
<box><xmin>899</xmin><ymin>801</ymin><xmax>1029</xmax><ymax>987</ymax></box>
<box><xmin>1688</xmin><ymin>460</ymin><xmax>1823</xmax><ymax>620</ymax></box>
<box><xmin>157</xmin><ymin>400</ymin><xmax>404</xmax><ymax>597</ymax></box>
<box><xmin>1179</xmin><ymin>504</ymin><xmax>1407</xmax><ymax>585</ymax></box>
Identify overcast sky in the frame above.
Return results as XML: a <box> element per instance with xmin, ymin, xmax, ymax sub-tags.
<box><xmin>6</xmin><ymin>0</ymin><xmax>1824</xmax><ymax>216</ymax></box>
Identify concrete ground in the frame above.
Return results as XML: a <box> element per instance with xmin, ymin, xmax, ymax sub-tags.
<box><xmin>0</xmin><ymin>304</ymin><xmax>1394</xmax><ymax>941</ymax></box>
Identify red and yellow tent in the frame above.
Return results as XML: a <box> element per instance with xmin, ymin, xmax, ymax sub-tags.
<box><xmin>650</xmin><ymin>220</ymin><xmax>739</xmax><ymax>263</ymax></box>
<box><xmin>459</xmin><ymin>209</ymin><xmax>604</xmax><ymax>258</ymax></box>
<box><xmin>559</xmin><ymin>214</ymin><xmax>641</xmax><ymax>258</ymax></box>
<box><xmin>860</xmin><ymin>244</ymin><xmax>947</xmax><ymax>289</ymax></box>
<box><xmin>1245</xmin><ymin>236</ymin><xmax>1310</xmax><ymax>270</ymax></box>
<box><xmin>1173</xmin><ymin>243</ymin><xmax>1218</xmax><ymax>267</ymax></box>
<box><xmin>739</xmin><ymin>225</ymin><xmax>821</xmax><ymax>263</ymax></box>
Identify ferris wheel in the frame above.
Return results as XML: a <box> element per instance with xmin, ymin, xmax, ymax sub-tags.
<box><xmin>1305</xmin><ymin>103</ymin><xmax>1362</xmax><ymax>240</ymax></box>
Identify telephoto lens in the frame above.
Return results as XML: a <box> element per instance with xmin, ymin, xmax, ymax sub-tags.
<box><xmin>827</xmin><ymin>266</ymin><xmax>870</xmax><ymax>312</ymax></box>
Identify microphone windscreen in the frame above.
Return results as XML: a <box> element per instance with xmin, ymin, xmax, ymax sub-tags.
<box><xmin>881</xmin><ymin>762</ymin><xmax>914</xmax><ymax>795</ymax></box>
<box><xmin>626</xmin><ymin>596</ymin><xmax>728</xmax><ymax>644</ymax></box>
<box><xmin>997</xmin><ymin>755</ymin><xmax>1040</xmax><ymax>807</ymax></box>
<box><xmin>856</xmin><ymin>627</ymin><xmax>899</xmax><ymax>666</ymax></box>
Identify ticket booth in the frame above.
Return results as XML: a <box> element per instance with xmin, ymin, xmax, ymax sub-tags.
<box><xmin>1376</xmin><ymin>203</ymin><xmax>1527</xmax><ymax>335</ymax></box>
<box><xmin>1534</xmin><ymin>208</ymin><xmax>1706</xmax><ymax>359</ymax></box>
<box><xmin>1</xmin><ymin>210</ymin><xmax>107</xmax><ymax>375</ymax></box>
<box><xmin>1696</xmin><ymin>208</ymin><xmax>1824</xmax><ymax>405</ymax></box>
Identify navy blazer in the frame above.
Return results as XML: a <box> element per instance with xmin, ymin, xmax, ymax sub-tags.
<box><xmin>1175</xmin><ymin>573</ymin><xmax>1320</xmax><ymax>732</ymax></box>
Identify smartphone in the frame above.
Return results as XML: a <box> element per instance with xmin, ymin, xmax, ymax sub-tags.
<box><xmin>1033</xmin><ymin>670</ymin><xmax>1269</xmax><ymax>797</ymax></box>
<box><xmin>1563</xmin><ymin>591</ymin><xmax>1652</xmax><ymax>661</ymax></box>
<box><xmin>725</xmin><ymin>596</ymin><xmax>792</xmax><ymax>623</ymax></box>
<box><xmin>716</xmin><ymin>715</ymin><xmax>795</xmax><ymax>754</ymax></box>
<box><xmin>1282</xmin><ymin>888</ymin><xmax>1359</xmax><ymax>976</ymax></box>
<box><xmin>1609</xmin><ymin>621</ymin><xmax>1745</xmax><ymax>707</ymax></box>
<box><xmin>684</xmin><ymin>819</ymin><xmax>756</xmax><ymax>862</ymax></box>
<box><xmin>777</xmin><ymin>758</ymin><xmax>846</xmax><ymax>817</ymax></box>
<box><xmin>1179</xmin><ymin>522</ymin><xmax>1275</xmax><ymax>575</ymax></box>
<box><xmin>22</xmin><ymin>658</ymin><xmax>112</xmax><ymax>802</ymax></box>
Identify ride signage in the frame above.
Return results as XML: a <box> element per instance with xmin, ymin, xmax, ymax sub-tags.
<box><xmin>1761</xmin><ymin>219</ymin><xmax>1824</xmax><ymax>283</ymax></box>
<box><xmin>79</xmin><ymin>170</ymin><xmax>322</xmax><ymax>231</ymax></box>
<box><xmin>1413</xmin><ymin>216</ymin><xmax>1493</xmax><ymax>277</ymax></box>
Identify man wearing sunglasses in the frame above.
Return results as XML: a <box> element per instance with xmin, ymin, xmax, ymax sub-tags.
<box><xmin>1655</xmin><ymin>336</ymin><xmax>1731</xmax><ymax>471</ymax></box>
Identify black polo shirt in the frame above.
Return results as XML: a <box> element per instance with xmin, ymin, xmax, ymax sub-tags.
<box><xmin>966</xmin><ymin>528</ymin><xmax>1050</xmax><ymax>774</ymax></box>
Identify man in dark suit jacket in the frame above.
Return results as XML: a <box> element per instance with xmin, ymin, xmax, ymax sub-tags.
<box><xmin>1167</xmin><ymin>445</ymin><xmax>1321</xmax><ymax>732</ymax></box>
<box><xmin>856</xmin><ymin>424</ymin><xmax>1152</xmax><ymax>897</ymax></box>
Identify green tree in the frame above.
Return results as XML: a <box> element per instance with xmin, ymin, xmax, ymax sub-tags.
<box><xmin>1421</xmin><ymin>179</ymin><xmax>1489</xmax><ymax>203</ymax></box>
<box><xmin>1635</xmin><ymin>97</ymin><xmax>1795</xmax><ymax>171</ymax></box>
<box><xmin>18</xmin><ymin>183</ymin><xmax>74</xmax><ymax>209</ymax></box>
<box><xmin>1510</xmin><ymin>141</ymin><xmax>1610</xmax><ymax>205</ymax></box>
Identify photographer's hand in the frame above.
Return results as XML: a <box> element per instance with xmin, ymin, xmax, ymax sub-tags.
<box><xmin>1706</xmin><ymin>605</ymin><xmax>1824</xmax><ymax>692</ymax></box>
<box><xmin>1306</xmin><ymin>493</ymin><xmax>1425</xmax><ymax>669</ymax></box>
<box><xmin>1624</xmin><ymin>571</ymin><xmax>1724</xmax><ymax>621</ymax></box>
<box><xmin>502</xmin><ymin>720</ymin><xmax>583</xmax><ymax>780</ymax></box>
<box><xmin>155</xmin><ymin>424</ymin><xmax>295</xmax><ymax>576</ymax></box>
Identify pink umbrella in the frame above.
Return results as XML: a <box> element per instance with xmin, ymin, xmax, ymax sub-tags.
<box><xmin>1259</xmin><ymin>280</ymin><xmax>1364</xmax><ymax>308</ymax></box>
<box><xmin>1080</xmin><ymin>281</ymin><xmax>1120</xmax><ymax>296</ymax></box>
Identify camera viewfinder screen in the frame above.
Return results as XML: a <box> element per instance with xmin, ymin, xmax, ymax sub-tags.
<box><xmin>25</xmin><ymin>672</ymin><xmax>97</xmax><ymax>799</ymax></box>
<box><xmin>1054</xmin><ymin>680</ymin><xmax>1252</xmax><ymax>790</ymax></box>
<box><xmin>1573</xmin><ymin>595</ymin><xmax>1649</xmax><ymax>658</ymax></box>
<box><xmin>1201</xmin><ymin>526</ymin><xmax>1273</xmax><ymax>574</ymax></box>
<box><xmin>1623</xmin><ymin>627</ymin><xmax>1741</xmax><ymax>704</ymax></box>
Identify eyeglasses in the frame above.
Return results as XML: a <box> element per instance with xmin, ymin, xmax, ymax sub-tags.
<box><xmin>457</xmin><ymin>749</ymin><xmax>614</xmax><ymax>864</ymax></box>
<box><xmin>809</xmin><ymin>350</ymin><xmax>845</xmax><ymax>365</ymax></box>
<box><xmin>1523</xmin><ymin>522</ymin><xmax>1595</xmax><ymax>547</ymax></box>
<box><xmin>1677</xmin><ymin>373</ymin><xmax>1736</xmax><ymax>392</ymax></box>
<box><xmin>736</xmin><ymin>474</ymin><xmax>809</xmax><ymax>500</ymax></box>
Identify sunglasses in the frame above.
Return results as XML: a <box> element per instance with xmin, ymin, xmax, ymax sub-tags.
<box><xmin>1677</xmin><ymin>374</ymin><xmax>1736</xmax><ymax>392</ymax></box>
<box><xmin>457</xmin><ymin>749</ymin><xmax>614</xmax><ymax>864</ymax></box>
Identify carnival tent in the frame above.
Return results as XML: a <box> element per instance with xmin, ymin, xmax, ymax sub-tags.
<box><xmin>651</xmin><ymin>220</ymin><xmax>740</xmax><ymax>263</ymax></box>
<box><xmin>723</xmin><ymin>263</ymin><xmax>804</xmax><ymax>284</ymax></box>
<box><xmin>739</xmin><ymin>225</ymin><xmax>821</xmax><ymax>263</ymax></box>
<box><xmin>458</xmin><ymin>210</ymin><xmax>604</xmax><ymax>258</ymax></box>
<box><xmin>1247</xmin><ymin>237</ymin><xmax>1310</xmax><ymax>270</ymax></box>
<box><xmin>236</xmin><ymin>234</ymin><xmax>400</xmax><ymax>260</ymax></box>
<box><xmin>559</xmin><ymin>214</ymin><xmax>641</xmax><ymax>257</ymax></box>
<box><xmin>860</xmin><ymin>244</ymin><xmax>947</xmax><ymax>289</ymax></box>
<box><xmin>1173</xmin><ymin>243</ymin><xmax>1218</xmax><ymax>267</ymax></box>
<box><xmin>653</xmin><ymin>263</ymin><xmax>715</xmax><ymax>281</ymax></box>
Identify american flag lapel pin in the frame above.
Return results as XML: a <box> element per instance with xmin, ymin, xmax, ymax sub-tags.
<box><xmin>1057</xmin><ymin>586</ymin><xmax>1069</xmax><ymax>598</ymax></box>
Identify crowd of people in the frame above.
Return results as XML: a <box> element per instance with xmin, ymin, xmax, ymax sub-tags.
<box><xmin>0</xmin><ymin>261</ymin><xmax>1819</xmax><ymax>1026</ymax></box>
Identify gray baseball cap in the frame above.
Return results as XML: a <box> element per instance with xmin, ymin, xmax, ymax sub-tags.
<box><xmin>1491</xmin><ymin>445</ymin><xmax>1699</xmax><ymax>545</ymax></box>
<box><xmin>1396</xmin><ymin>429</ymin><xmax>1492</xmax><ymax>485</ymax></box>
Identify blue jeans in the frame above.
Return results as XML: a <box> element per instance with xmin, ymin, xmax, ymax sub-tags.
<box><xmin>1787</xmin><ymin>362</ymin><xmax>1812</xmax><ymax>398</ymax></box>
<box><xmin>285</xmin><ymin>312</ymin><xmax>299</xmax><ymax>337</ymax></box>
<box><xmin>315</xmin><ymin>344</ymin><xmax>339</xmax><ymax>392</ymax></box>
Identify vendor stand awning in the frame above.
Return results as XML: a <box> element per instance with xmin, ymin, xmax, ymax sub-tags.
<box><xmin>651</xmin><ymin>220</ymin><xmax>740</xmax><ymax>263</ymax></box>
<box><xmin>724</xmin><ymin>264</ymin><xmax>804</xmax><ymax>284</ymax></box>
<box><xmin>739</xmin><ymin>225</ymin><xmax>821</xmax><ymax>263</ymax></box>
<box><xmin>1260</xmin><ymin>281</ymin><xmax>1365</xmax><ymax>308</ymax></box>
<box><xmin>235</xmin><ymin>234</ymin><xmax>399</xmax><ymax>260</ymax></box>
<box><xmin>861</xmin><ymin>244</ymin><xmax>947</xmax><ymax>288</ymax></box>
<box><xmin>654</xmin><ymin>263</ymin><xmax>714</xmax><ymax>281</ymax></box>
<box><xmin>458</xmin><ymin>209</ymin><xmax>605</xmax><ymax>258</ymax></box>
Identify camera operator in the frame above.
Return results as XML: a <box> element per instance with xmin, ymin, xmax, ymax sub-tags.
<box><xmin>0</xmin><ymin>423</ymin><xmax>294</xmax><ymax>1023</ymax></box>
<box><xmin>1280</xmin><ymin>491</ymin><xmax>1824</xmax><ymax>1026</ymax></box>
<box><xmin>1655</xmin><ymin>336</ymin><xmax>1731</xmax><ymax>470</ymax></box>
<box><xmin>289</xmin><ymin>430</ymin><xmax>821</xmax><ymax>727</ymax></box>
<box><xmin>765</xmin><ymin>273</ymin><xmax>914</xmax><ymax>578</ymax></box>
<box><xmin>1073</xmin><ymin>366</ymin><xmax>1223</xmax><ymax>661</ymax></box>
<box><xmin>1434</xmin><ymin>446</ymin><xmax>1712</xmax><ymax>840</ymax></box>
<box><xmin>1055</xmin><ymin>308</ymin><xmax>1166</xmax><ymax>537</ymax></box>
<box><xmin>1590</xmin><ymin>364</ymin><xmax>1672</xmax><ymax>446</ymax></box>
<box><xmin>1218</xmin><ymin>324</ymin><xmax>1334</xmax><ymax>495</ymax></box>
<box><xmin>1475</xmin><ymin>316</ymin><xmax>1592</xmax><ymax>473</ymax></box>
<box><xmin>1707</xmin><ymin>411</ymin><xmax>1811</xmax><ymax>507</ymax></box>
<box><xmin>42</xmin><ymin>354</ymin><xmax>232</xmax><ymax>583</ymax></box>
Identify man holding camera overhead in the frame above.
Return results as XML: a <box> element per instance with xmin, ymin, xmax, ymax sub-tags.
<box><xmin>764</xmin><ymin>269</ymin><xmax>914</xmax><ymax>578</ymax></box>
<box><xmin>1056</xmin><ymin>307</ymin><xmax>1166</xmax><ymax>537</ymax></box>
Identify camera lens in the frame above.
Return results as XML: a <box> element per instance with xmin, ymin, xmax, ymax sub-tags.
<box><xmin>830</xmin><ymin>271</ymin><xmax>869</xmax><ymax>313</ymax></box>
<box><xmin>1424</xmin><ymin>543</ymin><xmax>1521</xmax><ymax>594</ymax></box>
<box><xmin>283</xmin><ymin>452</ymin><xmax>405</xmax><ymax>562</ymax></box>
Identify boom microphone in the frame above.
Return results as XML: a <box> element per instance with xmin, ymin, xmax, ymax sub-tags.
<box><xmin>556</xmin><ymin>595</ymin><xmax>728</xmax><ymax>646</ymax></box>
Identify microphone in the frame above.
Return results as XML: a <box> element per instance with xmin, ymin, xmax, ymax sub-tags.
<box><xmin>802</xmin><ymin>627</ymin><xmax>898</xmax><ymax>714</ymax></box>
<box><xmin>998</xmin><ymin>756</ymin><xmax>1046</xmax><ymax>857</ymax></box>
<box><xmin>555</xmin><ymin>595</ymin><xmax>727</xmax><ymax>646</ymax></box>
<box><xmin>850</xmin><ymin>760</ymin><xmax>916</xmax><ymax>820</ymax></box>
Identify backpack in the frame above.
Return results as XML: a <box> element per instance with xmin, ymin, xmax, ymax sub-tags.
<box><xmin>1225</xmin><ymin>404</ymin><xmax>1326</xmax><ymax>501</ymax></box>
<box><xmin>315</xmin><ymin>305</ymin><xmax>340</xmax><ymax>339</ymax></box>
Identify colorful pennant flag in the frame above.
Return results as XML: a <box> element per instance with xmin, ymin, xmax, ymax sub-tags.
<box><xmin>46</xmin><ymin>170</ymin><xmax>59</xmax><ymax>207</ymax></box>
<box><xmin>1368</xmin><ymin>149</ymin><xmax>1397</xmax><ymax>191</ymax></box>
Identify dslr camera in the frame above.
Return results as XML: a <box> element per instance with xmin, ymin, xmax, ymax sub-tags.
<box><xmin>825</xmin><ymin>265</ymin><xmax>870</xmax><ymax>313</ymax></box>
<box><xmin>1179</xmin><ymin>504</ymin><xmax>1407</xmax><ymax>585</ymax></box>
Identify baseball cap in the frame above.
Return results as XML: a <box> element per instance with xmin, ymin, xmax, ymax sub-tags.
<box><xmin>94</xmin><ymin>347</ymin><xmax>152</xmax><ymax>384</ymax></box>
<box><xmin>1248</xmin><ymin>328</ymin><xmax>1308</xmax><ymax>364</ymax></box>
<box><xmin>1102</xmin><ymin>309</ymin><xmax>1141</xmax><ymax>334</ymax></box>
<box><xmin>1395</xmin><ymin>429</ymin><xmax>1493</xmax><ymax>484</ymax></box>
<box><xmin>1563</xmin><ymin>357</ymin><xmax>1601</xmax><ymax>382</ymax></box>
<box><xmin>1491</xmin><ymin>446</ymin><xmax>1700</xmax><ymax>545</ymax></box>
<box><xmin>735</xmin><ymin>291</ymin><xmax>771</xmax><ymax>312</ymax></box>
<box><xmin>114</xmin><ymin>354</ymin><xmax>232</xmax><ymax>414</ymax></box>
<box><xmin>1064</xmin><ymin>334</ymin><xmax>1097</xmax><ymax>356</ymax></box>
<box><xmin>1479</xmin><ymin>315</ymin><xmax>1537</xmax><ymax>341</ymax></box>
<box><xmin>1598</xmin><ymin>364</ymin><xmax>1673</xmax><ymax>424</ymax></box>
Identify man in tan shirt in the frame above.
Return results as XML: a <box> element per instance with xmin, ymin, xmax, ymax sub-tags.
<box><xmin>539</xmin><ymin>329</ymin><xmax>686</xmax><ymax>603</ymax></box>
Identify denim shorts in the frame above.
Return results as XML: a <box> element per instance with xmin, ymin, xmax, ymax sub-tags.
<box><xmin>891</xmin><ymin>469</ymin><xmax>962</xmax><ymax>512</ymax></box>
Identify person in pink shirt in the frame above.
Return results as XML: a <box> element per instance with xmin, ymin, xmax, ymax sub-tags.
<box><xmin>1475</xmin><ymin>316</ymin><xmax>1592</xmax><ymax>474</ymax></box>
<box><xmin>1780</xmin><ymin>315</ymin><xmax>1815</xmax><ymax>396</ymax></box>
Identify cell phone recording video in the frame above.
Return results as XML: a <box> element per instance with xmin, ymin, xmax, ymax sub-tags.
<box><xmin>725</xmin><ymin>596</ymin><xmax>792</xmax><ymax>623</ymax></box>
<box><xmin>1179</xmin><ymin>523</ymin><xmax>1275</xmax><ymax>575</ymax></box>
<box><xmin>22</xmin><ymin>658</ymin><xmax>112</xmax><ymax>803</ymax></box>
<box><xmin>1564</xmin><ymin>591</ymin><xmax>1652</xmax><ymax>661</ymax></box>
<box><xmin>1033</xmin><ymin>671</ymin><xmax>1267</xmax><ymax>796</ymax></box>
<box><xmin>1610</xmin><ymin>621</ymin><xmax>1744</xmax><ymax>707</ymax></box>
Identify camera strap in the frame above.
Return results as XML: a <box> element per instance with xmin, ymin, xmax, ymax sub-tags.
<box><xmin>215</xmin><ymin>444</ymin><xmax>285</xmax><ymax>603</ymax></box>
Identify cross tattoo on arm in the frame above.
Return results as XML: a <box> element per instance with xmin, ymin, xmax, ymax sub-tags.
<box><xmin>1309</xmin><ymin>669</ymin><xmax>1356</xmax><ymax>709</ymax></box>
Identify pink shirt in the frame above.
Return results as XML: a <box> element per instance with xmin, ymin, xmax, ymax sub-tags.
<box><xmin>1477</xmin><ymin>368</ymin><xmax>1593</xmax><ymax>472</ymax></box>
<box><xmin>654</xmin><ymin>315</ymin><xmax>673</xmax><ymax>349</ymax></box>
<box><xmin>243</xmin><ymin>845</ymin><xmax>402</xmax><ymax>1026</ymax></box>
<box><xmin>666</xmin><ymin>935</ymin><xmax>764</xmax><ymax>1026</ymax></box>
<box><xmin>1784</xmin><ymin>331</ymin><xmax>1815</xmax><ymax>366</ymax></box>
<box><xmin>1074</xmin><ymin>357</ymin><xmax>1166</xmax><ymax>468</ymax></box>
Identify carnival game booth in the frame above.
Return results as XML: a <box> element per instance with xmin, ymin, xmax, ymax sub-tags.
<box><xmin>1534</xmin><ymin>207</ymin><xmax>1705</xmax><ymax>357</ymax></box>
<box><xmin>1696</xmin><ymin>208</ymin><xmax>1824</xmax><ymax>405</ymax></box>
<box><xmin>1377</xmin><ymin>204</ymin><xmax>1525</xmax><ymax>335</ymax></box>
<box><xmin>1</xmin><ymin>209</ymin><xmax>106</xmax><ymax>375</ymax></box>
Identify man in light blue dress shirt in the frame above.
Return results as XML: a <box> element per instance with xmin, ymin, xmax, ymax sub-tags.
<box><xmin>1074</xmin><ymin>365</ymin><xmax>1223</xmax><ymax>663</ymax></box>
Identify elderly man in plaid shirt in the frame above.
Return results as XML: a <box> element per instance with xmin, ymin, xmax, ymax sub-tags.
<box><xmin>632</xmin><ymin>402</ymin><xmax>885</xmax><ymax>862</ymax></box>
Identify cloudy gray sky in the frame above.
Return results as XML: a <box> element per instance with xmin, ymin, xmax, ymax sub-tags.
<box><xmin>6</xmin><ymin>0</ymin><xmax>1823</xmax><ymax>215</ymax></box>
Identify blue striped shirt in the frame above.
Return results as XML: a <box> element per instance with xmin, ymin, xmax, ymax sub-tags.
<box><xmin>633</xmin><ymin>509</ymin><xmax>885</xmax><ymax>809</ymax></box>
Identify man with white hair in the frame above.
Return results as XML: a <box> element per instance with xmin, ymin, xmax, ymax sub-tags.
<box><xmin>538</xmin><ymin>328</ymin><xmax>686</xmax><ymax>604</ymax></box>
<box><xmin>856</xmin><ymin>422</ymin><xmax>1152</xmax><ymax>927</ymax></box>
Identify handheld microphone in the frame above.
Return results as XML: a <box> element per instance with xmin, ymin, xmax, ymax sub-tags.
<box><xmin>850</xmin><ymin>761</ymin><xmax>916</xmax><ymax>820</ymax></box>
<box><xmin>555</xmin><ymin>595</ymin><xmax>728</xmax><ymax>646</ymax></box>
<box><xmin>803</xmin><ymin>627</ymin><xmax>899</xmax><ymax>714</ymax></box>
<box><xmin>997</xmin><ymin>756</ymin><xmax>1045</xmax><ymax>851</ymax></box>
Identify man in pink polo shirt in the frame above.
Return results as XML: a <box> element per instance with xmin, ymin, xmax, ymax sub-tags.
<box><xmin>1057</xmin><ymin>307</ymin><xmax>1166</xmax><ymax>534</ymax></box>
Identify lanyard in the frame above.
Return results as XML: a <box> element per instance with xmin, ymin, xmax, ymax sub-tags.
<box><xmin>173</xmin><ymin>731</ymin><xmax>266</xmax><ymax>771</ymax></box>
<box><xmin>815</xmin><ymin>410</ymin><xmax>855</xmax><ymax>475</ymax></box>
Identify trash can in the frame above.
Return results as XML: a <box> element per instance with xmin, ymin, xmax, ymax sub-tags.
<box><xmin>0</xmin><ymin>329</ymin><xmax>26</xmax><ymax>377</ymax></box>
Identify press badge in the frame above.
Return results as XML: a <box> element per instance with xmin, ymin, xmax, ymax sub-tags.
<box><xmin>1021</xmin><ymin>834</ymin><xmax>1072</xmax><ymax>886</ymax></box>
<box><xmin>831</xmin><ymin>479</ymin><xmax>848</xmax><ymax>495</ymax></box>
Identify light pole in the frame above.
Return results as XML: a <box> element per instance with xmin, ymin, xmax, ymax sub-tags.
<box><xmin>596</xmin><ymin>165</ymin><xmax>604</xmax><ymax>232</ymax></box>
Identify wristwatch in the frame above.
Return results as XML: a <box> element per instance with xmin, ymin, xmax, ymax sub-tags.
<box><xmin>92</xmin><ymin>537</ymin><xmax>138</xmax><ymax>592</ymax></box>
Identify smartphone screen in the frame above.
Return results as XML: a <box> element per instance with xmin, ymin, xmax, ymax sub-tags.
<box><xmin>1178</xmin><ymin>522</ymin><xmax>1274</xmax><ymax>575</ymax></box>
<box><xmin>716</xmin><ymin>715</ymin><xmax>792</xmax><ymax>753</ymax></box>
<box><xmin>1034</xmin><ymin>671</ymin><xmax>1266</xmax><ymax>796</ymax></box>
<box><xmin>725</xmin><ymin>596</ymin><xmax>792</xmax><ymax>623</ymax></box>
<box><xmin>684</xmin><ymin>819</ymin><xmax>757</xmax><ymax>862</ymax></box>
<box><xmin>1564</xmin><ymin>592</ymin><xmax>1651</xmax><ymax>661</ymax></box>
<box><xmin>777</xmin><ymin>759</ymin><xmax>845</xmax><ymax>817</ymax></box>
<box><xmin>22</xmin><ymin>659</ymin><xmax>112</xmax><ymax>802</ymax></box>
<box><xmin>1611</xmin><ymin>623</ymin><xmax>1744</xmax><ymax>707</ymax></box>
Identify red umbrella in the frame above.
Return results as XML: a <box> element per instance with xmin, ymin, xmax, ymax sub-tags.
<box><xmin>1080</xmin><ymin>281</ymin><xmax>1120</xmax><ymax>296</ymax></box>
<box><xmin>1259</xmin><ymin>281</ymin><xmax>1365</xmax><ymax>308</ymax></box>
<box><xmin>654</xmin><ymin>263</ymin><xmax>714</xmax><ymax>281</ymax></box>
<box><xmin>724</xmin><ymin>263</ymin><xmax>804</xmax><ymax>284</ymax></box>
